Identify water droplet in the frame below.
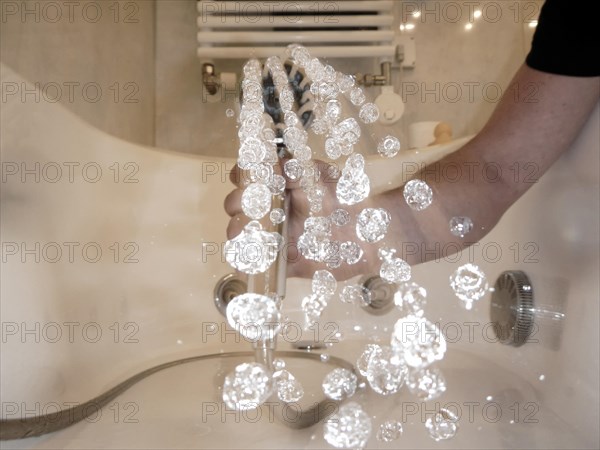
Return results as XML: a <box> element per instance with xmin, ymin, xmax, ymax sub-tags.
<box><xmin>320</xmin><ymin>353</ymin><xmax>330</xmax><ymax>362</ymax></box>
<box><xmin>403</xmin><ymin>180</ymin><xmax>433</xmax><ymax>211</ymax></box>
<box><xmin>268</xmin><ymin>174</ymin><xmax>286</xmax><ymax>195</ymax></box>
<box><xmin>283</xmin><ymin>127</ymin><xmax>308</xmax><ymax>154</ymax></box>
<box><xmin>391</xmin><ymin>315</ymin><xmax>447</xmax><ymax>369</ymax></box>
<box><xmin>273</xmin><ymin>358</ymin><xmax>286</xmax><ymax>371</ymax></box>
<box><xmin>224</xmin><ymin>221</ymin><xmax>280</xmax><ymax>274</ymax></box>
<box><xmin>394</xmin><ymin>282</ymin><xmax>427</xmax><ymax>317</ymax></box>
<box><xmin>337</xmin><ymin>73</ymin><xmax>355</xmax><ymax>92</ymax></box>
<box><xmin>356</xmin><ymin>344</ymin><xmax>382</xmax><ymax>376</ymax></box>
<box><xmin>449</xmin><ymin>216</ymin><xmax>474</xmax><ymax>238</ymax></box>
<box><xmin>269</xmin><ymin>208</ymin><xmax>286</xmax><ymax>225</ymax></box>
<box><xmin>283</xmin><ymin>159</ymin><xmax>303</xmax><ymax>181</ymax></box>
<box><xmin>325</xmin><ymin>138</ymin><xmax>343</xmax><ymax>160</ymax></box>
<box><xmin>222</xmin><ymin>362</ymin><xmax>273</xmax><ymax>410</ymax></box>
<box><xmin>377</xmin><ymin>420</ymin><xmax>403</xmax><ymax>442</ymax></box>
<box><xmin>378</xmin><ymin>246</ymin><xmax>397</xmax><ymax>261</ymax></box>
<box><xmin>322</xmin><ymin>368</ymin><xmax>357</xmax><ymax>401</ymax></box>
<box><xmin>330</xmin><ymin>208</ymin><xmax>350</xmax><ymax>227</ymax></box>
<box><xmin>359</xmin><ymin>103</ymin><xmax>380</xmax><ymax>124</ymax></box>
<box><xmin>366</xmin><ymin>345</ymin><xmax>407</xmax><ymax>396</ymax></box>
<box><xmin>356</xmin><ymin>208</ymin><xmax>391</xmax><ymax>243</ymax></box>
<box><xmin>241</xmin><ymin>182</ymin><xmax>272</xmax><ymax>220</ymax></box>
<box><xmin>340</xmin><ymin>285</ymin><xmax>371</xmax><ymax>306</ymax></box>
<box><xmin>377</xmin><ymin>135</ymin><xmax>401</xmax><ymax>158</ymax></box>
<box><xmin>290</xmin><ymin>45</ymin><xmax>311</xmax><ymax>66</ymax></box>
<box><xmin>340</xmin><ymin>241</ymin><xmax>363</xmax><ymax>265</ymax></box>
<box><xmin>324</xmin><ymin>402</ymin><xmax>371</xmax><ymax>449</ymax></box>
<box><xmin>284</xmin><ymin>111</ymin><xmax>299</xmax><ymax>127</ymax></box>
<box><xmin>326</xmin><ymin>99</ymin><xmax>342</xmax><ymax>122</ymax></box>
<box><xmin>449</xmin><ymin>263</ymin><xmax>489</xmax><ymax>310</ymax></box>
<box><xmin>425</xmin><ymin>408</ymin><xmax>459</xmax><ymax>441</ymax></box>
<box><xmin>312</xmin><ymin>270</ymin><xmax>337</xmax><ymax>297</ymax></box>
<box><xmin>238</xmin><ymin>137</ymin><xmax>267</xmax><ymax>170</ymax></box>
<box><xmin>349</xmin><ymin>87</ymin><xmax>366</xmax><ymax>106</ymax></box>
<box><xmin>273</xmin><ymin>369</ymin><xmax>304</xmax><ymax>403</ymax></box>
<box><xmin>226</xmin><ymin>108</ymin><xmax>235</xmax><ymax>118</ymax></box>
<box><xmin>407</xmin><ymin>367</ymin><xmax>447</xmax><ymax>401</ymax></box>
<box><xmin>380</xmin><ymin>257</ymin><xmax>411</xmax><ymax>283</ymax></box>
<box><xmin>302</xmin><ymin>294</ymin><xmax>328</xmax><ymax>326</ymax></box>
<box><xmin>337</xmin><ymin>171</ymin><xmax>370</xmax><ymax>205</ymax></box>
<box><xmin>226</xmin><ymin>293</ymin><xmax>282</xmax><ymax>341</ymax></box>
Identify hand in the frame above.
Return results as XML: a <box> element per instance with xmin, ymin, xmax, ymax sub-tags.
<box><xmin>223</xmin><ymin>160</ymin><xmax>377</xmax><ymax>281</ymax></box>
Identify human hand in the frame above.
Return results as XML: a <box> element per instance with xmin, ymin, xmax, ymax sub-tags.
<box><xmin>223</xmin><ymin>160</ymin><xmax>377</xmax><ymax>281</ymax></box>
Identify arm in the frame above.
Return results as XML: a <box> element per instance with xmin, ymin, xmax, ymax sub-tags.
<box><xmin>378</xmin><ymin>64</ymin><xmax>599</xmax><ymax>266</ymax></box>
<box><xmin>225</xmin><ymin>64</ymin><xmax>599</xmax><ymax>279</ymax></box>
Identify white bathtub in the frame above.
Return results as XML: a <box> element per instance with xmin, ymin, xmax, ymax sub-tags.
<box><xmin>1</xmin><ymin>63</ymin><xmax>598</xmax><ymax>449</ymax></box>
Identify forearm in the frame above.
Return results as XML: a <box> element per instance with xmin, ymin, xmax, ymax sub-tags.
<box><xmin>378</xmin><ymin>64</ymin><xmax>599</xmax><ymax>266</ymax></box>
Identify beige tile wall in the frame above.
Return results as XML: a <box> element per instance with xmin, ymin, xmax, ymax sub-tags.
<box><xmin>0</xmin><ymin>0</ymin><xmax>155</xmax><ymax>146</ymax></box>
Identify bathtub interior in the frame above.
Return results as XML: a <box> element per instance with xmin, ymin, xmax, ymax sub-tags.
<box><xmin>2</xmin><ymin>62</ymin><xmax>598</xmax><ymax>449</ymax></box>
<box><xmin>1</xmin><ymin>1</ymin><xmax>600</xmax><ymax>449</ymax></box>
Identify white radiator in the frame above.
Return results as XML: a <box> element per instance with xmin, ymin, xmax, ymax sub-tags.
<box><xmin>196</xmin><ymin>0</ymin><xmax>396</xmax><ymax>59</ymax></box>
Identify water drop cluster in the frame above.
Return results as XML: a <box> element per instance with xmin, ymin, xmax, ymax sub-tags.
<box><xmin>220</xmin><ymin>45</ymin><xmax>469</xmax><ymax>447</ymax></box>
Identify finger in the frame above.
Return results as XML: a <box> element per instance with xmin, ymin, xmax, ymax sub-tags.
<box><xmin>226</xmin><ymin>213</ymin><xmax>250</xmax><ymax>240</ymax></box>
<box><xmin>228</xmin><ymin>164</ymin><xmax>249</xmax><ymax>188</ymax></box>
<box><xmin>224</xmin><ymin>188</ymin><xmax>243</xmax><ymax>217</ymax></box>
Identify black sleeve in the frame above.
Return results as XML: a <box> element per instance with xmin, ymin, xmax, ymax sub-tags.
<box><xmin>526</xmin><ymin>0</ymin><xmax>600</xmax><ymax>77</ymax></box>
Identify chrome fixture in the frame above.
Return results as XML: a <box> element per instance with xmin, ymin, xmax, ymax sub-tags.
<box><xmin>490</xmin><ymin>270</ymin><xmax>535</xmax><ymax>347</ymax></box>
